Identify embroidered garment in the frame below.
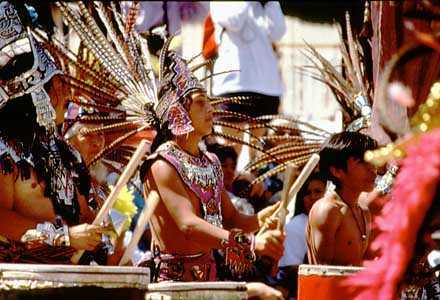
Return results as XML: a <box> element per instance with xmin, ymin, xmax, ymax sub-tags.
<box><xmin>154</xmin><ymin>141</ymin><xmax>224</xmax><ymax>228</ymax></box>
<box><xmin>0</xmin><ymin>235</ymin><xmax>75</xmax><ymax>264</ymax></box>
<box><xmin>138</xmin><ymin>247</ymin><xmax>216</xmax><ymax>282</ymax></box>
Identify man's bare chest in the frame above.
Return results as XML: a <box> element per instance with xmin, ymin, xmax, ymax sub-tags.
<box><xmin>13</xmin><ymin>173</ymin><xmax>57</xmax><ymax>222</ymax></box>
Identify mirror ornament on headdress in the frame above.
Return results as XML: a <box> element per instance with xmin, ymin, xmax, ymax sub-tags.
<box><xmin>0</xmin><ymin>1</ymin><xmax>61</xmax><ymax>132</ymax></box>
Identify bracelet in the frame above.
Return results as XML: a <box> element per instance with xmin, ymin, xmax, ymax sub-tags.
<box><xmin>221</xmin><ymin>229</ymin><xmax>256</xmax><ymax>276</ymax></box>
<box><xmin>21</xmin><ymin>222</ymin><xmax>70</xmax><ymax>247</ymax></box>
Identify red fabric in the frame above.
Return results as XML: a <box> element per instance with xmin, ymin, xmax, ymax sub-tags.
<box><xmin>345</xmin><ymin>129</ymin><xmax>440</xmax><ymax>299</ymax></box>
<box><xmin>202</xmin><ymin>14</ymin><xmax>218</xmax><ymax>60</ymax></box>
<box><xmin>368</xmin><ymin>2</ymin><xmax>440</xmax><ymax>144</ymax></box>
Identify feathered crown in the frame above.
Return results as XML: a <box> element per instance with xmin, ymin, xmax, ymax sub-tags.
<box><xmin>302</xmin><ymin>12</ymin><xmax>372</xmax><ymax>132</ymax></box>
<box><xmin>155</xmin><ymin>48</ymin><xmax>204</xmax><ymax>136</ymax></box>
<box><xmin>244</xmin><ymin>12</ymin><xmax>374</xmax><ymax>185</ymax></box>
<box><xmin>0</xmin><ymin>1</ymin><xmax>61</xmax><ymax>132</ymax></box>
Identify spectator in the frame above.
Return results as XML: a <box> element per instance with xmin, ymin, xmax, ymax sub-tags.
<box><xmin>210</xmin><ymin>1</ymin><xmax>286</xmax><ymax>164</ymax></box>
<box><xmin>207</xmin><ymin>143</ymin><xmax>255</xmax><ymax>215</ymax></box>
<box><xmin>307</xmin><ymin>132</ymin><xmax>378</xmax><ymax>266</ymax></box>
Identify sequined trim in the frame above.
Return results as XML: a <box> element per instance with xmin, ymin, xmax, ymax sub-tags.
<box><xmin>157</xmin><ymin>141</ymin><xmax>223</xmax><ymax>228</ymax></box>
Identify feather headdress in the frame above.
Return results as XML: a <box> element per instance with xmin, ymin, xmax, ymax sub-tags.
<box><xmin>0</xmin><ymin>1</ymin><xmax>62</xmax><ymax>132</ymax></box>
<box><xmin>244</xmin><ymin>12</ymin><xmax>374</xmax><ymax>185</ymax></box>
<box><xmin>301</xmin><ymin>12</ymin><xmax>372</xmax><ymax>133</ymax></box>
<box><xmin>48</xmin><ymin>1</ymin><xmax>332</xmax><ymax>187</ymax></box>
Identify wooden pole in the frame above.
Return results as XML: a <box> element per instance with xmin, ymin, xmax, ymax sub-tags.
<box><xmin>71</xmin><ymin>139</ymin><xmax>151</xmax><ymax>264</ymax></box>
<box><xmin>278</xmin><ymin>154</ymin><xmax>320</xmax><ymax>229</ymax></box>
<box><xmin>119</xmin><ymin>190</ymin><xmax>160</xmax><ymax>266</ymax></box>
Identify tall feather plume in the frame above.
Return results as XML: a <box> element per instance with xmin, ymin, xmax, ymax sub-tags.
<box><xmin>54</xmin><ymin>1</ymin><xmax>158</xmax><ymax>169</ymax></box>
<box><xmin>301</xmin><ymin>13</ymin><xmax>372</xmax><ymax>125</ymax></box>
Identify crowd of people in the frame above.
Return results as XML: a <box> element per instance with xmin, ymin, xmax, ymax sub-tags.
<box><xmin>1</xmin><ymin>1</ymin><xmax>440</xmax><ymax>300</ymax></box>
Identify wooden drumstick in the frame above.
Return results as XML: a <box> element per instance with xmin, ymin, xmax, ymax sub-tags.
<box><xmin>268</xmin><ymin>154</ymin><xmax>320</xmax><ymax>276</ymax></box>
<box><xmin>278</xmin><ymin>154</ymin><xmax>320</xmax><ymax>230</ymax></box>
<box><xmin>257</xmin><ymin>165</ymin><xmax>296</xmax><ymax>236</ymax></box>
<box><xmin>276</xmin><ymin>165</ymin><xmax>298</xmax><ymax>231</ymax></box>
<box><xmin>118</xmin><ymin>190</ymin><xmax>160</xmax><ymax>266</ymax></box>
<box><xmin>71</xmin><ymin>139</ymin><xmax>151</xmax><ymax>264</ymax></box>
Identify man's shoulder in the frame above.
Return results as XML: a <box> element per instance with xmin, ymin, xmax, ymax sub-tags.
<box><xmin>313</xmin><ymin>193</ymin><xmax>344</xmax><ymax>211</ymax></box>
<box><xmin>309</xmin><ymin>195</ymin><xmax>344</xmax><ymax>226</ymax></box>
<box><xmin>149</xmin><ymin>158</ymin><xmax>177</xmax><ymax>179</ymax></box>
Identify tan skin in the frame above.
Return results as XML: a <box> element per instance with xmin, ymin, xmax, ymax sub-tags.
<box><xmin>67</xmin><ymin>123</ymin><xmax>106</xmax><ymax>166</ymax></box>
<box><xmin>308</xmin><ymin>157</ymin><xmax>376</xmax><ymax>266</ymax></box>
<box><xmin>145</xmin><ymin>90</ymin><xmax>284</xmax><ymax>260</ymax></box>
<box><xmin>0</xmin><ymin>76</ymin><xmax>110</xmax><ymax>253</ymax></box>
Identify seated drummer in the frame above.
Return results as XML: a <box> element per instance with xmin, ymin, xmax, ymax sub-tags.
<box><xmin>307</xmin><ymin>132</ymin><xmax>378</xmax><ymax>266</ymax></box>
<box><xmin>0</xmin><ymin>1</ymin><xmax>110</xmax><ymax>264</ymax></box>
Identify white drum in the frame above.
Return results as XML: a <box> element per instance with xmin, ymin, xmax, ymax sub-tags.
<box><xmin>145</xmin><ymin>281</ymin><xmax>247</xmax><ymax>300</ymax></box>
<box><xmin>0</xmin><ymin>263</ymin><xmax>149</xmax><ymax>300</ymax></box>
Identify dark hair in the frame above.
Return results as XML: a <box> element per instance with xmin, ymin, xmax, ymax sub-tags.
<box><xmin>206</xmin><ymin>143</ymin><xmax>237</xmax><ymax>164</ymax></box>
<box><xmin>232</xmin><ymin>177</ymin><xmax>252</xmax><ymax>199</ymax></box>
<box><xmin>293</xmin><ymin>172</ymin><xmax>326</xmax><ymax>216</ymax></box>
<box><xmin>319</xmin><ymin>131</ymin><xmax>377</xmax><ymax>189</ymax></box>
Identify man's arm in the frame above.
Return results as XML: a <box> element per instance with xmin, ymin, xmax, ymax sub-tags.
<box><xmin>0</xmin><ymin>166</ymin><xmax>110</xmax><ymax>251</ymax></box>
<box><xmin>221</xmin><ymin>191</ymin><xmax>285</xmax><ymax>260</ymax></box>
<box><xmin>309</xmin><ymin>200</ymin><xmax>343</xmax><ymax>264</ymax></box>
<box><xmin>261</xmin><ymin>2</ymin><xmax>286</xmax><ymax>42</ymax></box>
<box><xmin>147</xmin><ymin>159</ymin><xmax>229</xmax><ymax>248</ymax></box>
<box><xmin>220</xmin><ymin>190</ymin><xmax>259</xmax><ymax>232</ymax></box>
<box><xmin>210</xmin><ymin>2</ymin><xmax>250</xmax><ymax>33</ymax></box>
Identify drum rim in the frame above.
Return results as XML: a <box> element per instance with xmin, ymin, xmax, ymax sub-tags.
<box><xmin>298</xmin><ymin>264</ymin><xmax>364</xmax><ymax>276</ymax></box>
<box><xmin>0</xmin><ymin>263</ymin><xmax>149</xmax><ymax>275</ymax></box>
<box><xmin>147</xmin><ymin>281</ymin><xmax>248</xmax><ymax>292</ymax></box>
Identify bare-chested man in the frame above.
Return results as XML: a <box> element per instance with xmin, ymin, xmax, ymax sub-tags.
<box><xmin>307</xmin><ymin>131</ymin><xmax>378</xmax><ymax>266</ymax></box>
<box><xmin>0</xmin><ymin>1</ymin><xmax>109</xmax><ymax>264</ymax></box>
<box><xmin>140</xmin><ymin>50</ymin><xmax>284</xmax><ymax>282</ymax></box>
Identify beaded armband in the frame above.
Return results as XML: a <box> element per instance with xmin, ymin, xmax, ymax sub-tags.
<box><xmin>21</xmin><ymin>222</ymin><xmax>70</xmax><ymax>247</ymax></box>
<box><xmin>375</xmin><ymin>165</ymin><xmax>399</xmax><ymax>194</ymax></box>
<box><xmin>221</xmin><ymin>229</ymin><xmax>256</xmax><ymax>276</ymax></box>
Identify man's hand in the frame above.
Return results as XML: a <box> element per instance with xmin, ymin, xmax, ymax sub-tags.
<box><xmin>257</xmin><ymin>201</ymin><xmax>281</xmax><ymax>228</ymax></box>
<box><xmin>69</xmin><ymin>224</ymin><xmax>113</xmax><ymax>251</ymax></box>
<box><xmin>246</xmin><ymin>282</ymin><xmax>284</xmax><ymax>300</ymax></box>
<box><xmin>255</xmin><ymin>229</ymin><xmax>285</xmax><ymax>261</ymax></box>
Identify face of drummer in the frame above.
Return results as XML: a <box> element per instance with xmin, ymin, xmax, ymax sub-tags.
<box><xmin>186</xmin><ymin>90</ymin><xmax>213</xmax><ymax>137</ymax></box>
<box><xmin>47</xmin><ymin>75</ymin><xmax>71</xmax><ymax>126</ymax></box>
<box><xmin>69</xmin><ymin>123</ymin><xmax>105</xmax><ymax>165</ymax></box>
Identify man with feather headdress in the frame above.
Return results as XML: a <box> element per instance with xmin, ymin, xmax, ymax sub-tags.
<box><xmin>0</xmin><ymin>1</ymin><xmax>111</xmax><ymax>264</ymax></box>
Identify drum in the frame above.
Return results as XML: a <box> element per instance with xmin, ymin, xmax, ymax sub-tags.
<box><xmin>297</xmin><ymin>264</ymin><xmax>363</xmax><ymax>300</ymax></box>
<box><xmin>145</xmin><ymin>281</ymin><xmax>247</xmax><ymax>300</ymax></box>
<box><xmin>0</xmin><ymin>263</ymin><xmax>149</xmax><ymax>300</ymax></box>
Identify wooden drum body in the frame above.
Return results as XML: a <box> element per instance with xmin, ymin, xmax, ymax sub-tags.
<box><xmin>145</xmin><ymin>281</ymin><xmax>247</xmax><ymax>300</ymax></box>
<box><xmin>0</xmin><ymin>263</ymin><xmax>149</xmax><ymax>300</ymax></box>
<box><xmin>298</xmin><ymin>264</ymin><xmax>363</xmax><ymax>300</ymax></box>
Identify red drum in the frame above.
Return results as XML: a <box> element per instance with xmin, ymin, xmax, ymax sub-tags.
<box><xmin>0</xmin><ymin>263</ymin><xmax>149</xmax><ymax>300</ymax></box>
<box><xmin>297</xmin><ymin>264</ymin><xmax>363</xmax><ymax>300</ymax></box>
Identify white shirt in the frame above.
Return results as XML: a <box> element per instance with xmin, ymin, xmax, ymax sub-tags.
<box><xmin>210</xmin><ymin>1</ymin><xmax>286</xmax><ymax>97</ymax></box>
<box><xmin>278</xmin><ymin>213</ymin><xmax>308</xmax><ymax>267</ymax></box>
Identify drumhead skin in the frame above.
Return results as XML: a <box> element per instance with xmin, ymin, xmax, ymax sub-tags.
<box><xmin>145</xmin><ymin>281</ymin><xmax>247</xmax><ymax>300</ymax></box>
<box><xmin>0</xmin><ymin>263</ymin><xmax>150</xmax><ymax>290</ymax></box>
